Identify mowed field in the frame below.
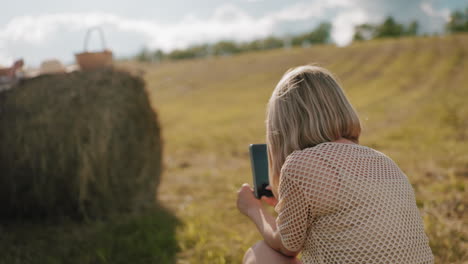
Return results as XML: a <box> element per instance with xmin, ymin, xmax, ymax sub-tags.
<box><xmin>144</xmin><ymin>34</ymin><xmax>468</xmax><ymax>263</ymax></box>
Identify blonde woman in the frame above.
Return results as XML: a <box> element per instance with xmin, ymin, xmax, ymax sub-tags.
<box><xmin>237</xmin><ymin>65</ymin><xmax>433</xmax><ymax>264</ymax></box>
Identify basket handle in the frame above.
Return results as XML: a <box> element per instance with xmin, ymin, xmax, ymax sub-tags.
<box><xmin>83</xmin><ymin>27</ymin><xmax>107</xmax><ymax>52</ymax></box>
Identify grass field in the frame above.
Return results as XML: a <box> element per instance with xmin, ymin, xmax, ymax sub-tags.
<box><xmin>1</xmin><ymin>34</ymin><xmax>466</xmax><ymax>264</ymax></box>
<box><xmin>144</xmin><ymin>34</ymin><xmax>468</xmax><ymax>263</ymax></box>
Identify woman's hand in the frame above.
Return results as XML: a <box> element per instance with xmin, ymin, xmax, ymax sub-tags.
<box><xmin>237</xmin><ymin>183</ymin><xmax>262</xmax><ymax>218</ymax></box>
<box><xmin>261</xmin><ymin>185</ymin><xmax>278</xmax><ymax>207</ymax></box>
<box><xmin>237</xmin><ymin>185</ymin><xmax>297</xmax><ymax>257</ymax></box>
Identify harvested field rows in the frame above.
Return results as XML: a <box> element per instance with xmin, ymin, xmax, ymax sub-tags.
<box><xmin>146</xmin><ymin>34</ymin><xmax>468</xmax><ymax>263</ymax></box>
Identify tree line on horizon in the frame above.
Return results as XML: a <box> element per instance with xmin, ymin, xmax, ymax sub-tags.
<box><xmin>135</xmin><ymin>7</ymin><xmax>468</xmax><ymax>63</ymax></box>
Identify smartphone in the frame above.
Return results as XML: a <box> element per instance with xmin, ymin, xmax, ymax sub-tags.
<box><xmin>249</xmin><ymin>144</ymin><xmax>274</xmax><ymax>199</ymax></box>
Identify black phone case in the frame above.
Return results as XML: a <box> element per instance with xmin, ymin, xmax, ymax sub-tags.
<box><xmin>249</xmin><ymin>144</ymin><xmax>274</xmax><ymax>199</ymax></box>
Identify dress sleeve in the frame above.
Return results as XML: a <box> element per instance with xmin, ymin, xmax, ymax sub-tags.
<box><xmin>275</xmin><ymin>171</ymin><xmax>309</xmax><ymax>252</ymax></box>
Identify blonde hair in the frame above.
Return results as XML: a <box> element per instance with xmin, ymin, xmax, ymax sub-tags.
<box><xmin>266</xmin><ymin>65</ymin><xmax>361</xmax><ymax>197</ymax></box>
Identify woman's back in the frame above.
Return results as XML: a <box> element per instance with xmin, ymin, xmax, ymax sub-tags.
<box><xmin>239</xmin><ymin>66</ymin><xmax>433</xmax><ymax>264</ymax></box>
<box><xmin>275</xmin><ymin>142</ymin><xmax>434</xmax><ymax>263</ymax></box>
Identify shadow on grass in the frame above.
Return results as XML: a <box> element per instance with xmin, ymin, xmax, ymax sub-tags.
<box><xmin>0</xmin><ymin>203</ymin><xmax>179</xmax><ymax>264</ymax></box>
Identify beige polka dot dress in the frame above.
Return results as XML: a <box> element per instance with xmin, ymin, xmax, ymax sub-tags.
<box><xmin>275</xmin><ymin>142</ymin><xmax>434</xmax><ymax>263</ymax></box>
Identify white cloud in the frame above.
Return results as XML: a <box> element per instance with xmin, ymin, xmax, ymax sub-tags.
<box><xmin>265</xmin><ymin>0</ymin><xmax>351</xmax><ymax>21</ymax></box>
<box><xmin>420</xmin><ymin>2</ymin><xmax>450</xmax><ymax>21</ymax></box>
<box><xmin>332</xmin><ymin>8</ymin><xmax>371</xmax><ymax>46</ymax></box>
<box><xmin>0</xmin><ymin>41</ymin><xmax>13</xmax><ymax>67</ymax></box>
<box><xmin>0</xmin><ymin>8</ymin><xmax>274</xmax><ymax>65</ymax></box>
<box><xmin>0</xmin><ymin>0</ymin><xmax>456</xmax><ymax>66</ymax></box>
<box><xmin>0</xmin><ymin>2</ymin><xmax>346</xmax><ymax>65</ymax></box>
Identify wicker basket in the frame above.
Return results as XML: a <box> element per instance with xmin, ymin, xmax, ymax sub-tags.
<box><xmin>75</xmin><ymin>27</ymin><xmax>113</xmax><ymax>71</ymax></box>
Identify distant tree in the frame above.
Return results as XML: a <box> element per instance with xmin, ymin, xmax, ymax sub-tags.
<box><xmin>315</xmin><ymin>22</ymin><xmax>333</xmax><ymax>42</ymax></box>
<box><xmin>132</xmin><ymin>22</ymin><xmax>333</xmax><ymax>62</ymax></box>
<box><xmin>353</xmin><ymin>23</ymin><xmax>375</xmax><ymax>41</ymax></box>
<box><xmin>405</xmin><ymin>20</ymin><xmax>419</xmax><ymax>36</ymax></box>
<box><xmin>240</xmin><ymin>39</ymin><xmax>264</xmax><ymax>51</ymax></box>
<box><xmin>239</xmin><ymin>36</ymin><xmax>288</xmax><ymax>52</ymax></box>
<box><xmin>212</xmin><ymin>41</ymin><xmax>241</xmax><ymax>56</ymax></box>
<box><xmin>283</xmin><ymin>36</ymin><xmax>293</xmax><ymax>49</ymax></box>
<box><xmin>353</xmin><ymin>17</ymin><xmax>420</xmax><ymax>42</ymax></box>
<box><xmin>446</xmin><ymin>8</ymin><xmax>468</xmax><ymax>33</ymax></box>
<box><xmin>167</xmin><ymin>45</ymin><xmax>210</xmax><ymax>60</ymax></box>
<box><xmin>189</xmin><ymin>45</ymin><xmax>211</xmax><ymax>58</ymax></box>
<box><xmin>153</xmin><ymin>49</ymin><xmax>165</xmax><ymax>62</ymax></box>
<box><xmin>135</xmin><ymin>47</ymin><xmax>152</xmax><ymax>62</ymax></box>
<box><xmin>167</xmin><ymin>49</ymin><xmax>197</xmax><ymax>60</ymax></box>
<box><xmin>262</xmin><ymin>36</ymin><xmax>285</xmax><ymax>50</ymax></box>
<box><xmin>292</xmin><ymin>22</ymin><xmax>332</xmax><ymax>46</ymax></box>
<box><xmin>374</xmin><ymin>16</ymin><xmax>405</xmax><ymax>38</ymax></box>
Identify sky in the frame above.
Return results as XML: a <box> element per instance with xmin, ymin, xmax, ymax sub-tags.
<box><xmin>1</xmin><ymin>0</ymin><xmax>466</xmax><ymax>66</ymax></box>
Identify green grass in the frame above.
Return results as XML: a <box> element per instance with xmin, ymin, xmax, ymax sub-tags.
<box><xmin>144</xmin><ymin>34</ymin><xmax>468</xmax><ymax>263</ymax></box>
<box><xmin>0</xmin><ymin>205</ymin><xmax>179</xmax><ymax>264</ymax></box>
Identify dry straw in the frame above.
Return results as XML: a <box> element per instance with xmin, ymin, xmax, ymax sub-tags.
<box><xmin>0</xmin><ymin>69</ymin><xmax>162</xmax><ymax>219</ymax></box>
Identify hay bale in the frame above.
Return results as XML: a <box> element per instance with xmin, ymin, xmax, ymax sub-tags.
<box><xmin>0</xmin><ymin>69</ymin><xmax>162</xmax><ymax>219</ymax></box>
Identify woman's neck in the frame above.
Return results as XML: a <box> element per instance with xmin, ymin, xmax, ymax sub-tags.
<box><xmin>332</xmin><ymin>137</ymin><xmax>358</xmax><ymax>145</ymax></box>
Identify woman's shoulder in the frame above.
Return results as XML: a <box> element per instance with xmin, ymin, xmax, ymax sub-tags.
<box><xmin>289</xmin><ymin>142</ymin><xmax>382</xmax><ymax>159</ymax></box>
<box><xmin>283</xmin><ymin>142</ymin><xmax>383</xmax><ymax>175</ymax></box>
<box><xmin>281</xmin><ymin>144</ymin><xmax>337</xmax><ymax>177</ymax></box>
<box><xmin>286</xmin><ymin>142</ymin><xmax>369</xmax><ymax>160</ymax></box>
